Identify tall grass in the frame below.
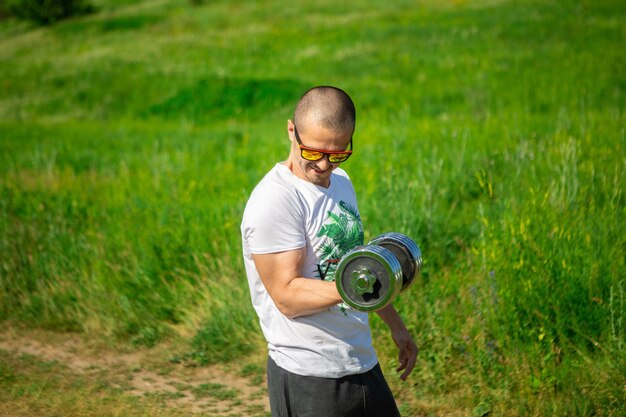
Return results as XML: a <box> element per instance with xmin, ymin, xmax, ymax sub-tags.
<box><xmin>1</xmin><ymin>0</ymin><xmax>624</xmax><ymax>414</ymax></box>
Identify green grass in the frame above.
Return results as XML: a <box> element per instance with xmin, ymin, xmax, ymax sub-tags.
<box><xmin>0</xmin><ymin>0</ymin><xmax>624</xmax><ymax>415</ymax></box>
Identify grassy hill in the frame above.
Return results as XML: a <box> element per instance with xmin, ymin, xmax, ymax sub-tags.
<box><xmin>1</xmin><ymin>0</ymin><xmax>624</xmax><ymax>415</ymax></box>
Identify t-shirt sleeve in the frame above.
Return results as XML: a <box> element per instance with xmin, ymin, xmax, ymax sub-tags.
<box><xmin>242</xmin><ymin>184</ymin><xmax>306</xmax><ymax>254</ymax></box>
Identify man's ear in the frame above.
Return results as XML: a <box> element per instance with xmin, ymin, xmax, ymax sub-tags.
<box><xmin>287</xmin><ymin>119</ymin><xmax>295</xmax><ymax>142</ymax></box>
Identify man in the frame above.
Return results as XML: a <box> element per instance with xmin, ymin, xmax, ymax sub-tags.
<box><xmin>241</xmin><ymin>86</ymin><xmax>418</xmax><ymax>417</ymax></box>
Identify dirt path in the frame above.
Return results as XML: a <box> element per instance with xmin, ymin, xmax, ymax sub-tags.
<box><xmin>0</xmin><ymin>326</ymin><xmax>270</xmax><ymax>416</ymax></box>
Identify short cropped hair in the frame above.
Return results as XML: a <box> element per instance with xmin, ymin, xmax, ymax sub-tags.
<box><xmin>294</xmin><ymin>86</ymin><xmax>356</xmax><ymax>133</ymax></box>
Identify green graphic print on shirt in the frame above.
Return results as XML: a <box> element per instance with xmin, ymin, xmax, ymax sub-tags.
<box><xmin>315</xmin><ymin>200</ymin><xmax>364</xmax><ymax>283</ymax></box>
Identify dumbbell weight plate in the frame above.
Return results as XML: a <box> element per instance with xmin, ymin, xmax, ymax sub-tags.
<box><xmin>368</xmin><ymin>232</ymin><xmax>422</xmax><ymax>292</ymax></box>
<box><xmin>335</xmin><ymin>245</ymin><xmax>403</xmax><ymax>312</ymax></box>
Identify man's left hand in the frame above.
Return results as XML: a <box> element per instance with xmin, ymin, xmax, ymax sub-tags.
<box><xmin>391</xmin><ymin>327</ymin><xmax>418</xmax><ymax>381</ymax></box>
<box><xmin>376</xmin><ymin>305</ymin><xmax>419</xmax><ymax>381</ymax></box>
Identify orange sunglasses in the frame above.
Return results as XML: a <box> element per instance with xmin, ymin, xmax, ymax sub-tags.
<box><xmin>294</xmin><ymin>124</ymin><xmax>353</xmax><ymax>163</ymax></box>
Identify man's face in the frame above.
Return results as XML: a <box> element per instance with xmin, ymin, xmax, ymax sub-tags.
<box><xmin>288</xmin><ymin>120</ymin><xmax>353</xmax><ymax>188</ymax></box>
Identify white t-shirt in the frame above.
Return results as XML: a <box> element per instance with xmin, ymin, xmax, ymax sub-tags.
<box><xmin>241</xmin><ymin>163</ymin><xmax>378</xmax><ymax>378</ymax></box>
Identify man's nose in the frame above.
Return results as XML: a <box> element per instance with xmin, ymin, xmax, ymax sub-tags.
<box><xmin>316</xmin><ymin>156</ymin><xmax>333</xmax><ymax>170</ymax></box>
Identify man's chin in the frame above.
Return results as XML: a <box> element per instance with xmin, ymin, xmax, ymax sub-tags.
<box><xmin>307</xmin><ymin>171</ymin><xmax>331</xmax><ymax>187</ymax></box>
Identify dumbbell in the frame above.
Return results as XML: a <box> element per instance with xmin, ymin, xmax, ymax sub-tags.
<box><xmin>335</xmin><ymin>232</ymin><xmax>422</xmax><ymax>312</ymax></box>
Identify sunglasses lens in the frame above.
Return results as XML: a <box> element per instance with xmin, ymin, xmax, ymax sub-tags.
<box><xmin>301</xmin><ymin>150</ymin><xmax>324</xmax><ymax>161</ymax></box>
<box><xmin>328</xmin><ymin>154</ymin><xmax>350</xmax><ymax>163</ymax></box>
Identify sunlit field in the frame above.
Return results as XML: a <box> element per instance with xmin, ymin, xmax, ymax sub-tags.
<box><xmin>1</xmin><ymin>0</ymin><xmax>624</xmax><ymax>415</ymax></box>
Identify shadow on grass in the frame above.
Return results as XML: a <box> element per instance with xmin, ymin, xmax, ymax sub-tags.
<box><xmin>143</xmin><ymin>77</ymin><xmax>310</xmax><ymax>123</ymax></box>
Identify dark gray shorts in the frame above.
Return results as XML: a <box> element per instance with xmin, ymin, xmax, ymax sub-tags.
<box><xmin>267</xmin><ymin>356</ymin><xmax>401</xmax><ymax>417</ymax></box>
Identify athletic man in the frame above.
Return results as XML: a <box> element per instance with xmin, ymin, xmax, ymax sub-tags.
<box><xmin>241</xmin><ymin>86</ymin><xmax>418</xmax><ymax>416</ymax></box>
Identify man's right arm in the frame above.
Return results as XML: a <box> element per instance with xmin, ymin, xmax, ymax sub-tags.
<box><xmin>252</xmin><ymin>248</ymin><xmax>342</xmax><ymax>319</ymax></box>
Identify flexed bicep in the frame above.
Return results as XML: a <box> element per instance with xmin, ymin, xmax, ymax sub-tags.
<box><xmin>252</xmin><ymin>249</ymin><xmax>342</xmax><ymax>319</ymax></box>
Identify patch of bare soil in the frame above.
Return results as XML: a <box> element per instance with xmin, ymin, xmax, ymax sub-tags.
<box><xmin>0</xmin><ymin>327</ymin><xmax>270</xmax><ymax>416</ymax></box>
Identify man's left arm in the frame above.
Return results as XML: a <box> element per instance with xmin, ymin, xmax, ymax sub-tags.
<box><xmin>375</xmin><ymin>305</ymin><xmax>419</xmax><ymax>381</ymax></box>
